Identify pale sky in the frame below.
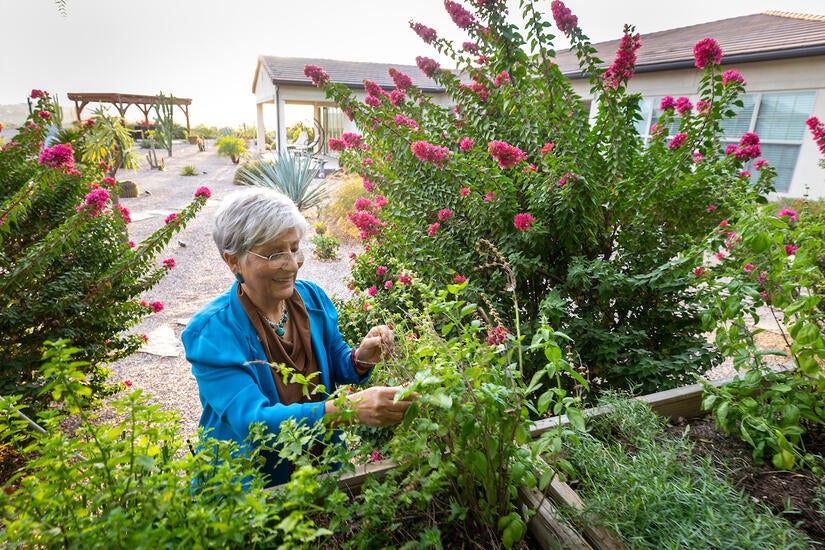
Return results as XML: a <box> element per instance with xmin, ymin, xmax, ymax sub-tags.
<box><xmin>2</xmin><ymin>0</ymin><xmax>824</xmax><ymax>127</ymax></box>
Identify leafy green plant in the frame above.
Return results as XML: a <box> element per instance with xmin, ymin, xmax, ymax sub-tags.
<box><xmin>0</xmin><ymin>91</ymin><xmax>210</xmax><ymax>409</ymax></box>
<box><xmin>180</xmin><ymin>164</ymin><xmax>197</xmax><ymax>176</ymax></box>
<box><xmin>310</xmin><ymin>222</ymin><xmax>339</xmax><ymax>260</ymax></box>
<box><xmin>215</xmin><ymin>135</ymin><xmax>247</xmax><ymax>164</ymax></box>
<box><xmin>80</xmin><ymin>107</ymin><xmax>139</xmax><ymax>182</ymax></box>
<box><xmin>234</xmin><ymin>148</ymin><xmax>327</xmax><ymax>210</ymax></box>
<box><xmin>563</xmin><ymin>395</ymin><xmax>812</xmax><ymax>548</ymax></box>
<box><xmin>309</xmin><ymin>0</ymin><xmax>771</xmax><ymax>394</ymax></box>
<box><xmin>696</xmin><ymin>196</ymin><xmax>825</xmax><ymax>469</ymax></box>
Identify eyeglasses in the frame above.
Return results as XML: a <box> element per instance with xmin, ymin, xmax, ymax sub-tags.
<box><xmin>248</xmin><ymin>249</ymin><xmax>305</xmax><ymax>268</ymax></box>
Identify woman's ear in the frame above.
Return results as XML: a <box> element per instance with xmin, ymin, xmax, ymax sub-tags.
<box><xmin>223</xmin><ymin>251</ymin><xmax>240</xmax><ymax>273</ymax></box>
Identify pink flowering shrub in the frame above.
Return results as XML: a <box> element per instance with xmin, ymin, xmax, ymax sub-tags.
<box><xmin>310</xmin><ymin>0</ymin><xmax>774</xmax><ymax>394</ymax></box>
<box><xmin>0</xmin><ymin>91</ymin><xmax>210</xmax><ymax>409</ymax></box>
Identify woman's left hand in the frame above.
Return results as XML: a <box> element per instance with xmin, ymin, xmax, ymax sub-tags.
<box><xmin>354</xmin><ymin>324</ymin><xmax>394</xmax><ymax>368</ymax></box>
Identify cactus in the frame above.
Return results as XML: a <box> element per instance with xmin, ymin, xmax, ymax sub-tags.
<box><xmin>145</xmin><ymin>145</ymin><xmax>161</xmax><ymax>170</ymax></box>
<box><xmin>153</xmin><ymin>91</ymin><xmax>175</xmax><ymax>157</ymax></box>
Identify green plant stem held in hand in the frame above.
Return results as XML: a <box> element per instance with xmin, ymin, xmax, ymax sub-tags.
<box><xmin>308</xmin><ymin>0</ymin><xmax>773</xmax><ymax>395</ymax></box>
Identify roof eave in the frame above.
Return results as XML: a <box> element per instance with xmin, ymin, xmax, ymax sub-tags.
<box><xmin>562</xmin><ymin>44</ymin><xmax>825</xmax><ymax>79</ymax></box>
<box><xmin>269</xmin><ymin>77</ymin><xmax>445</xmax><ymax>94</ymax></box>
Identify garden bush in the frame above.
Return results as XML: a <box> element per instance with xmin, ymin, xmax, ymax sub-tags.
<box><xmin>0</xmin><ymin>90</ymin><xmax>210</xmax><ymax>410</ymax></box>
<box><xmin>308</xmin><ymin>0</ymin><xmax>773</xmax><ymax>395</ymax></box>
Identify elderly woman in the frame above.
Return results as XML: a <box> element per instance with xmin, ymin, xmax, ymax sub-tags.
<box><xmin>182</xmin><ymin>187</ymin><xmax>410</xmax><ymax>486</ymax></box>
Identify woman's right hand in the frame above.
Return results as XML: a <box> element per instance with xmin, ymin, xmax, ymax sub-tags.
<box><xmin>325</xmin><ymin>385</ymin><xmax>412</xmax><ymax>427</ymax></box>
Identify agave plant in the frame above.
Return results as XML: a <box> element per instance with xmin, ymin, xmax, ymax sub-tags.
<box><xmin>234</xmin><ymin>149</ymin><xmax>327</xmax><ymax>211</ymax></box>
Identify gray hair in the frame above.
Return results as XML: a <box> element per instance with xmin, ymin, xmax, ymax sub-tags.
<box><xmin>212</xmin><ymin>187</ymin><xmax>307</xmax><ymax>256</ymax></box>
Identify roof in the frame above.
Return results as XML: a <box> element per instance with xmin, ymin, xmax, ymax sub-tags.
<box><xmin>254</xmin><ymin>56</ymin><xmax>446</xmax><ymax>93</ymax></box>
<box><xmin>555</xmin><ymin>11</ymin><xmax>825</xmax><ymax>76</ymax></box>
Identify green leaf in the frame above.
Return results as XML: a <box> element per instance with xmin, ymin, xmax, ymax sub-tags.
<box><xmin>566</xmin><ymin>407</ymin><xmax>586</xmax><ymax>432</ymax></box>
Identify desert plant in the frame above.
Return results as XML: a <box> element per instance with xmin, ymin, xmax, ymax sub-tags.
<box><xmin>80</xmin><ymin>107</ymin><xmax>138</xmax><ymax>181</ymax></box>
<box><xmin>0</xmin><ymin>90</ymin><xmax>210</xmax><ymax>409</ymax></box>
<box><xmin>310</xmin><ymin>221</ymin><xmax>340</xmax><ymax>260</ymax></box>
<box><xmin>181</xmin><ymin>165</ymin><xmax>197</xmax><ymax>176</ymax></box>
<box><xmin>190</xmin><ymin>124</ymin><xmax>217</xmax><ymax>139</ymax></box>
<box><xmin>215</xmin><ymin>135</ymin><xmax>247</xmax><ymax>164</ymax></box>
<box><xmin>152</xmin><ymin>91</ymin><xmax>175</xmax><ymax>157</ymax></box>
<box><xmin>234</xmin><ymin>148</ymin><xmax>327</xmax><ymax>210</ymax></box>
<box><xmin>308</xmin><ymin>0</ymin><xmax>772</xmax><ymax>395</ymax></box>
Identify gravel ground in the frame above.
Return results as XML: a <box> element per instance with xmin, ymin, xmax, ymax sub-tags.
<box><xmin>106</xmin><ymin>141</ymin><xmax>789</xmax><ymax>439</ymax></box>
<box><xmin>107</xmin><ymin>141</ymin><xmax>358</xmax><ymax>439</ymax></box>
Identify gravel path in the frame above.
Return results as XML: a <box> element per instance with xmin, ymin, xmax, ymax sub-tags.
<box><xmin>108</xmin><ymin>141</ymin><xmax>358</xmax><ymax>438</ymax></box>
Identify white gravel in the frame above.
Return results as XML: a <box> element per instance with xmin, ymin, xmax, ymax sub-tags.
<box><xmin>107</xmin><ymin>141</ymin><xmax>358</xmax><ymax>439</ymax></box>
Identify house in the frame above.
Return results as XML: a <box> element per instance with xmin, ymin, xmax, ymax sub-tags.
<box><xmin>251</xmin><ymin>56</ymin><xmax>450</xmax><ymax>156</ymax></box>
<box><xmin>555</xmin><ymin>11</ymin><xmax>825</xmax><ymax>199</ymax></box>
<box><xmin>253</xmin><ymin>11</ymin><xmax>825</xmax><ymax>198</ymax></box>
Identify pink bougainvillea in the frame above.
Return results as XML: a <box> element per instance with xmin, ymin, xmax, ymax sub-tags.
<box><xmin>438</xmin><ymin>208</ymin><xmax>453</xmax><ymax>221</ymax></box>
<box><xmin>514</xmin><ymin>213</ymin><xmax>535</xmax><ymax>232</ymax></box>
<box><xmin>493</xmin><ymin>70</ymin><xmax>511</xmax><ymax>86</ymax></box>
<box><xmin>453</xmin><ymin>274</ymin><xmax>466</xmax><ymax>283</ymax></box>
<box><xmin>445</xmin><ymin>0</ymin><xmax>476</xmax><ymax>29</ymax></box>
<box><xmin>488</xmin><ymin>140</ymin><xmax>527</xmax><ymax>168</ymax></box>
<box><xmin>164</xmin><ymin>213</ymin><xmax>178</xmax><ymax>225</ymax></box>
<box><xmin>785</xmin><ymin>244</ymin><xmax>799</xmax><ymax>256</ymax></box>
<box><xmin>460</xmin><ymin>187</ymin><xmax>470</xmax><ymax>198</ymax></box>
<box><xmin>540</xmin><ymin>142</ymin><xmax>555</xmax><ymax>155</ymax></box>
<box><xmin>675</xmin><ymin>97</ymin><xmax>692</xmax><ymax>116</ymax></box>
<box><xmin>603</xmin><ymin>26</ymin><xmax>641</xmax><ymax>89</ymax></box>
<box><xmin>303</xmin><ymin>64</ymin><xmax>330</xmax><ymax>86</ymax></box>
<box><xmin>459</xmin><ymin>137</ymin><xmax>475</xmax><ymax>151</ymax></box>
<box><xmin>388</xmin><ymin>67</ymin><xmax>413</xmax><ymax>91</ymax></box>
<box><xmin>668</xmin><ymin>132</ymin><xmax>688</xmax><ymax>150</ymax></box>
<box><xmin>693</xmin><ymin>37</ymin><xmax>722</xmax><ymax>69</ymax></box>
<box><xmin>483</xmin><ymin>191</ymin><xmax>496</xmax><ymax>202</ymax></box>
<box><xmin>722</xmin><ymin>69</ymin><xmax>746</xmax><ymax>87</ymax></box>
<box><xmin>194</xmin><ymin>186</ymin><xmax>211</xmax><ymax>199</ymax></box>
<box><xmin>808</xmin><ymin>116</ymin><xmax>825</xmax><ymax>155</ymax></box>
<box><xmin>550</xmin><ymin>0</ymin><xmax>578</xmax><ymax>35</ymax></box>
<box><xmin>38</xmin><ymin>143</ymin><xmax>75</xmax><ymax>171</ymax></box>
<box><xmin>411</xmin><ymin>140</ymin><xmax>450</xmax><ymax>167</ymax></box>
<box><xmin>114</xmin><ymin>203</ymin><xmax>131</xmax><ymax>223</ymax></box>
<box><xmin>398</xmin><ymin>272</ymin><xmax>413</xmax><ymax>286</ymax></box>
<box><xmin>77</xmin><ymin>188</ymin><xmax>110</xmax><ymax>218</ymax></box>
<box><xmin>777</xmin><ymin>209</ymin><xmax>798</xmax><ymax>223</ymax></box>
<box><xmin>162</xmin><ymin>258</ymin><xmax>176</xmax><ymax>269</ymax></box>
<box><xmin>428</xmin><ymin>222</ymin><xmax>441</xmax><ymax>236</ymax></box>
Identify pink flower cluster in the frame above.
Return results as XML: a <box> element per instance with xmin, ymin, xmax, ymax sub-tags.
<box><xmin>668</xmin><ymin>132</ymin><xmax>688</xmax><ymax>150</ymax></box>
<box><xmin>411</xmin><ymin>140</ymin><xmax>450</xmax><ymax>167</ymax></box>
<box><xmin>486</xmin><ymin>325</ymin><xmax>511</xmax><ymax>346</ymax></box>
<box><xmin>514</xmin><ymin>213</ymin><xmax>535</xmax><ymax>231</ymax></box>
<box><xmin>114</xmin><ymin>203</ymin><xmax>131</xmax><ymax>223</ymax></box>
<box><xmin>445</xmin><ymin>0</ymin><xmax>476</xmax><ymax>29</ymax></box>
<box><xmin>165</xmin><ymin>213</ymin><xmax>178</xmax><ymax>225</ymax></box>
<box><xmin>365</xmin><ymin>95</ymin><xmax>382</xmax><ymax>107</ymax></box>
<box><xmin>428</xmin><ymin>222</ymin><xmax>441</xmax><ymax>236</ymax></box>
<box><xmin>389</xmin><ymin>68</ymin><xmax>413</xmax><ymax>91</ymax></box>
<box><xmin>540</xmin><ymin>142</ymin><xmax>555</xmax><ymax>155</ymax></box>
<box><xmin>454</xmin><ymin>274</ymin><xmax>466</xmax><ymax>283</ymax></box>
<box><xmin>38</xmin><ymin>143</ymin><xmax>75</xmax><ymax>171</ymax></box>
<box><xmin>438</xmin><ymin>208</ymin><xmax>453</xmax><ymax>221</ymax></box>
<box><xmin>411</xmin><ymin>22</ymin><xmax>437</xmax><ymax>43</ymax></box>
<box><xmin>558</xmin><ymin>172</ymin><xmax>578</xmax><ymax>186</ymax></box>
<box><xmin>807</xmin><ymin>116</ymin><xmax>825</xmax><ymax>155</ymax></box>
<box><xmin>785</xmin><ymin>244</ymin><xmax>799</xmax><ymax>256</ymax></box>
<box><xmin>675</xmin><ymin>97</ymin><xmax>692</xmax><ymax>116</ymax></box>
<box><xmin>693</xmin><ymin>37</ymin><xmax>722</xmax><ymax>69</ymax></box>
<box><xmin>329</xmin><ymin>132</ymin><xmax>368</xmax><ymax>152</ymax></box>
<box><xmin>603</xmin><ymin>27</ymin><xmax>642</xmax><ymax>89</ymax></box>
<box><xmin>77</xmin><ymin>188</ymin><xmax>110</xmax><ymax>218</ymax></box>
<box><xmin>493</xmin><ymin>70</ymin><xmax>511</xmax><ymax>86</ymax></box>
<box><xmin>722</xmin><ymin>69</ymin><xmax>746</xmax><ymax>87</ymax></box>
<box><xmin>398</xmin><ymin>272</ymin><xmax>413</xmax><ymax>286</ymax></box>
<box><xmin>729</xmin><ymin>132</ymin><xmax>761</xmax><ymax>160</ymax></box>
<box><xmin>393</xmin><ymin>114</ymin><xmax>421</xmax><ymax>130</ymax></box>
<box><xmin>777</xmin><ymin>209</ymin><xmax>798</xmax><ymax>223</ymax></box>
<box><xmin>348</xmin><ymin>196</ymin><xmax>387</xmax><ymax>240</ymax></box>
<box><xmin>303</xmin><ymin>65</ymin><xmax>330</xmax><ymax>86</ymax></box>
<box><xmin>462</xmin><ymin>41</ymin><xmax>478</xmax><ymax>54</ymax></box>
<box><xmin>488</xmin><ymin>140</ymin><xmax>527</xmax><ymax>168</ymax></box>
<box><xmin>459</xmin><ymin>137</ymin><xmax>475</xmax><ymax>151</ymax></box>
<box><xmin>550</xmin><ymin>0</ymin><xmax>578</xmax><ymax>35</ymax></box>
<box><xmin>30</xmin><ymin>89</ymin><xmax>49</xmax><ymax>99</ymax></box>
<box><xmin>460</xmin><ymin>187</ymin><xmax>470</xmax><ymax>198</ymax></box>
<box><xmin>162</xmin><ymin>258</ymin><xmax>176</xmax><ymax>269</ymax></box>
<box><xmin>416</xmin><ymin>56</ymin><xmax>440</xmax><ymax>78</ymax></box>
<box><xmin>194</xmin><ymin>186</ymin><xmax>211</xmax><ymax>198</ymax></box>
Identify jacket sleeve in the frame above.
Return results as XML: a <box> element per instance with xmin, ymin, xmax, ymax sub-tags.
<box><xmin>184</xmin><ymin>319</ymin><xmax>325</xmax><ymax>443</ymax></box>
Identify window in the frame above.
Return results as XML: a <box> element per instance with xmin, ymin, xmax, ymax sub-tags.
<box><xmin>636</xmin><ymin>91</ymin><xmax>816</xmax><ymax>192</ymax></box>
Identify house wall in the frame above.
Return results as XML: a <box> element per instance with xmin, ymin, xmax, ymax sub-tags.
<box><xmin>569</xmin><ymin>55</ymin><xmax>825</xmax><ymax>199</ymax></box>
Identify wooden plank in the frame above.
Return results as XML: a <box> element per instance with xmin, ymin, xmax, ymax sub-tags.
<box><xmin>518</xmin><ymin>485</ymin><xmax>593</xmax><ymax>549</ymax></box>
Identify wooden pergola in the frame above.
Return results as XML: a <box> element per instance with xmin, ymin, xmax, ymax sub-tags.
<box><xmin>67</xmin><ymin>92</ymin><xmax>192</xmax><ymax>132</ymax></box>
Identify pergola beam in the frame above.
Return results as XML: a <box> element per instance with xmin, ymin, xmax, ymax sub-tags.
<box><xmin>67</xmin><ymin>92</ymin><xmax>193</xmax><ymax>132</ymax></box>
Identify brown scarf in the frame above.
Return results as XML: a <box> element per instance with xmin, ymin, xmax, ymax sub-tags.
<box><xmin>237</xmin><ymin>285</ymin><xmax>322</xmax><ymax>405</ymax></box>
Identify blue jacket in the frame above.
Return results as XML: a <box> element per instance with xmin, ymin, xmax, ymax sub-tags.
<box><xmin>182</xmin><ymin>279</ymin><xmax>370</xmax><ymax>485</ymax></box>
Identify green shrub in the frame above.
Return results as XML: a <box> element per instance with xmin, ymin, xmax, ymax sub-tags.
<box><xmin>181</xmin><ymin>164</ymin><xmax>197</xmax><ymax>176</ymax></box>
<box><xmin>310</xmin><ymin>222</ymin><xmax>339</xmax><ymax>260</ymax></box>
<box><xmin>311</xmin><ymin>0</ymin><xmax>771</xmax><ymax>395</ymax></box>
<box><xmin>0</xmin><ymin>91</ymin><xmax>209</xmax><ymax>409</ymax></box>
<box><xmin>190</xmin><ymin>124</ymin><xmax>217</xmax><ymax>139</ymax></box>
<box><xmin>215</xmin><ymin>135</ymin><xmax>247</xmax><ymax>164</ymax></box>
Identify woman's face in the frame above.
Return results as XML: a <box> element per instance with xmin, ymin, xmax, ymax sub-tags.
<box><xmin>225</xmin><ymin>226</ymin><xmax>304</xmax><ymax>313</ymax></box>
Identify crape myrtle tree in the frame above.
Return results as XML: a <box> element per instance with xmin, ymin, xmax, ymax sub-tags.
<box><xmin>0</xmin><ymin>90</ymin><xmax>211</xmax><ymax>410</ymax></box>
<box><xmin>307</xmin><ymin>0</ymin><xmax>774</xmax><ymax>393</ymax></box>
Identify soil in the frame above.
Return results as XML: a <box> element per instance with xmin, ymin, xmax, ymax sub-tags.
<box><xmin>664</xmin><ymin>416</ymin><xmax>825</xmax><ymax>544</ymax></box>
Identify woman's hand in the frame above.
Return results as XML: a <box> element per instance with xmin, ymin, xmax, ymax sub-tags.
<box><xmin>324</xmin><ymin>385</ymin><xmax>412</xmax><ymax>427</ymax></box>
<box><xmin>353</xmin><ymin>324</ymin><xmax>394</xmax><ymax>370</ymax></box>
